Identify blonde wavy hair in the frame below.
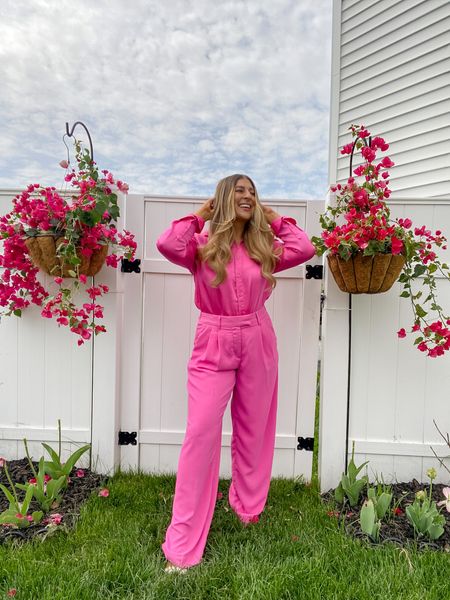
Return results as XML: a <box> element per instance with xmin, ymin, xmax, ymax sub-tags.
<box><xmin>198</xmin><ymin>174</ymin><xmax>282</xmax><ymax>288</ymax></box>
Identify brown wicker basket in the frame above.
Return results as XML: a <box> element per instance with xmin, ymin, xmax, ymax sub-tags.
<box><xmin>327</xmin><ymin>252</ymin><xmax>406</xmax><ymax>294</ymax></box>
<box><xmin>24</xmin><ymin>235</ymin><xmax>108</xmax><ymax>278</ymax></box>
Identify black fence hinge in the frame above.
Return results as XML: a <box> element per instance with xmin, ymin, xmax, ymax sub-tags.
<box><xmin>121</xmin><ymin>258</ymin><xmax>141</xmax><ymax>273</ymax></box>
<box><xmin>118</xmin><ymin>431</ymin><xmax>138</xmax><ymax>446</ymax></box>
<box><xmin>305</xmin><ymin>264</ymin><xmax>323</xmax><ymax>280</ymax></box>
<box><xmin>297</xmin><ymin>436</ymin><xmax>314</xmax><ymax>452</ymax></box>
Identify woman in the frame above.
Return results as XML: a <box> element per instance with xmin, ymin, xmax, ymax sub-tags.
<box><xmin>156</xmin><ymin>174</ymin><xmax>315</xmax><ymax>572</ymax></box>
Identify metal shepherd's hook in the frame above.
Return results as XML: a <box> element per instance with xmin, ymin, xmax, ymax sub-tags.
<box><xmin>62</xmin><ymin>121</ymin><xmax>94</xmax><ymax>165</ymax></box>
<box><xmin>349</xmin><ymin>134</ymin><xmax>372</xmax><ymax>178</ymax></box>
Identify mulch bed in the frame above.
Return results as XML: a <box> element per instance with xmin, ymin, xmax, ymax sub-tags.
<box><xmin>0</xmin><ymin>458</ymin><xmax>108</xmax><ymax>544</ymax></box>
<box><xmin>321</xmin><ymin>480</ymin><xmax>450</xmax><ymax>552</ymax></box>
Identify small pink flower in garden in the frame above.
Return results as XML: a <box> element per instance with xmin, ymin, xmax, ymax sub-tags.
<box><xmin>59</xmin><ymin>159</ymin><xmax>69</xmax><ymax>168</ymax></box>
<box><xmin>49</xmin><ymin>513</ymin><xmax>63</xmax><ymax>525</ymax></box>
<box><xmin>44</xmin><ymin>474</ymin><xmax>51</xmax><ymax>482</ymax></box>
<box><xmin>397</xmin><ymin>328</ymin><xmax>406</xmax><ymax>338</ymax></box>
<box><xmin>437</xmin><ymin>487</ymin><xmax>450</xmax><ymax>512</ymax></box>
<box><xmin>326</xmin><ymin>510</ymin><xmax>339</xmax><ymax>518</ymax></box>
<box><xmin>98</xmin><ymin>488</ymin><xmax>109</xmax><ymax>497</ymax></box>
<box><xmin>15</xmin><ymin>513</ymin><xmax>23</xmax><ymax>519</ymax></box>
<box><xmin>7</xmin><ymin>588</ymin><xmax>17</xmax><ymax>597</ymax></box>
<box><xmin>76</xmin><ymin>469</ymin><xmax>85</xmax><ymax>478</ymax></box>
<box><xmin>393</xmin><ymin>507</ymin><xmax>404</xmax><ymax>516</ymax></box>
<box><xmin>0</xmin><ymin>457</ymin><xmax>6</xmax><ymax>467</ymax></box>
<box><xmin>28</xmin><ymin>477</ymin><xmax>37</xmax><ymax>485</ymax></box>
<box><xmin>291</xmin><ymin>534</ymin><xmax>300</xmax><ymax>542</ymax></box>
<box><xmin>26</xmin><ymin>515</ymin><xmax>33</xmax><ymax>522</ymax></box>
<box><xmin>216</xmin><ymin>492</ymin><xmax>223</xmax><ymax>500</ymax></box>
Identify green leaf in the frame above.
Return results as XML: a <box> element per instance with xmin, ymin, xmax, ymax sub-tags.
<box><xmin>413</xmin><ymin>264</ymin><xmax>427</xmax><ymax>277</ymax></box>
<box><xmin>360</xmin><ymin>500</ymin><xmax>376</xmax><ymax>535</ymax></box>
<box><xmin>42</xmin><ymin>443</ymin><xmax>62</xmax><ymax>468</ymax></box>
<box><xmin>0</xmin><ymin>483</ymin><xmax>17</xmax><ymax>509</ymax></box>
<box><xmin>376</xmin><ymin>493</ymin><xmax>392</xmax><ymax>519</ymax></box>
<box><xmin>427</xmin><ymin>523</ymin><xmax>444</xmax><ymax>540</ymax></box>
<box><xmin>400</xmin><ymin>291</ymin><xmax>410</xmax><ymax>298</ymax></box>
<box><xmin>63</xmin><ymin>444</ymin><xmax>91</xmax><ymax>474</ymax></box>
<box><xmin>415</xmin><ymin>305</ymin><xmax>427</xmax><ymax>318</ymax></box>
<box><xmin>32</xmin><ymin>511</ymin><xmax>43</xmax><ymax>523</ymax></box>
<box><xmin>13</xmin><ymin>309</ymin><xmax>22</xmax><ymax>317</ymax></box>
<box><xmin>334</xmin><ymin>482</ymin><xmax>344</xmax><ymax>504</ymax></box>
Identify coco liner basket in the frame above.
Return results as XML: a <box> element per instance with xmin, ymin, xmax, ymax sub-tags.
<box><xmin>327</xmin><ymin>252</ymin><xmax>406</xmax><ymax>294</ymax></box>
<box><xmin>25</xmin><ymin>235</ymin><xmax>108</xmax><ymax>278</ymax></box>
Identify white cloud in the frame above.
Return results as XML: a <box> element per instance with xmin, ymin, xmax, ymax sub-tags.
<box><xmin>0</xmin><ymin>0</ymin><xmax>332</xmax><ymax>199</ymax></box>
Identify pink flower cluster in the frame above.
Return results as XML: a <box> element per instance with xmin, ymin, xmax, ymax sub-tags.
<box><xmin>0</xmin><ymin>146</ymin><xmax>137</xmax><ymax>344</ymax></box>
<box><xmin>322</xmin><ymin>202</ymin><xmax>404</xmax><ymax>256</ymax></box>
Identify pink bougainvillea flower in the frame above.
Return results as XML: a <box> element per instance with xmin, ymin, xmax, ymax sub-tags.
<box><xmin>437</xmin><ymin>487</ymin><xmax>450</xmax><ymax>512</ymax></box>
<box><xmin>49</xmin><ymin>513</ymin><xmax>63</xmax><ymax>525</ymax></box>
<box><xmin>390</xmin><ymin>236</ymin><xmax>403</xmax><ymax>254</ymax></box>
<box><xmin>397</xmin><ymin>328</ymin><xmax>406</xmax><ymax>338</ymax></box>
<box><xmin>76</xmin><ymin>469</ymin><xmax>85</xmax><ymax>478</ymax></box>
<box><xmin>59</xmin><ymin>159</ymin><xmax>69</xmax><ymax>168</ymax></box>
<box><xmin>98</xmin><ymin>488</ymin><xmax>109</xmax><ymax>497</ymax></box>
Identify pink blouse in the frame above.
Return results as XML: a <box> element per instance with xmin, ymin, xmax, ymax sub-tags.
<box><xmin>156</xmin><ymin>214</ymin><xmax>316</xmax><ymax>316</ymax></box>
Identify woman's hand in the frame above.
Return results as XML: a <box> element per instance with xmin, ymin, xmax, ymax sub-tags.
<box><xmin>261</xmin><ymin>204</ymin><xmax>280</xmax><ymax>224</ymax></box>
<box><xmin>195</xmin><ymin>197</ymin><xmax>215</xmax><ymax>222</ymax></box>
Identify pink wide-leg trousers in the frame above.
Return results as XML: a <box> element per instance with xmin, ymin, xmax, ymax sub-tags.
<box><xmin>161</xmin><ymin>306</ymin><xmax>278</xmax><ymax>568</ymax></box>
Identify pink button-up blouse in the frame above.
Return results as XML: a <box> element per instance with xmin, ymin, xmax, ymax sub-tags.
<box><xmin>156</xmin><ymin>214</ymin><xmax>316</xmax><ymax>316</ymax></box>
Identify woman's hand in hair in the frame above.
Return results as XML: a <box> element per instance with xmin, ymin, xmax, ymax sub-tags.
<box><xmin>195</xmin><ymin>198</ymin><xmax>215</xmax><ymax>222</ymax></box>
<box><xmin>261</xmin><ymin>204</ymin><xmax>280</xmax><ymax>224</ymax></box>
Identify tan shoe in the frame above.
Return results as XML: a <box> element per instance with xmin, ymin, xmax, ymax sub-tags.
<box><xmin>164</xmin><ymin>561</ymin><xmax>188</xmax><ymax>574</ymax></box>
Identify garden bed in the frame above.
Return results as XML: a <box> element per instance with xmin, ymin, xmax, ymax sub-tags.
<box><xmin>0</xmin><ymin>458</ymin><xmax>108</xmax><ymax>544</ymax></box>
<box><xmin>321</xmin><ymin>480</ymin><xmax>450</xmax><ymax>552</ymax></box>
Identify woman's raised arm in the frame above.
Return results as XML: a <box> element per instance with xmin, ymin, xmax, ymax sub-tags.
<box><xmin>156</xmin><ymin>198</ymin><xmax>214</xmax><ymax>273</ymax></box>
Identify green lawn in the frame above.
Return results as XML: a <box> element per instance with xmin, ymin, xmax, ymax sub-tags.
<box><xmin>1</xmin><ymin>473</ymin><xmax>450</xmax><ymax>599</ymax></box>
<box><xmin>1</xmin><ymin>389</ymin><xmax>450</xmax><ymax>599</ymax></box>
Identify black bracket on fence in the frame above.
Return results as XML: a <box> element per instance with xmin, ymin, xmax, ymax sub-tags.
<box><xmin>305</xmin><ymin>264</ymin><xmax>323</xmax><ymax>280</ymax></box>
<box><xmin>121</xmin><ymin>258</ymin><xmax>141</xmax><ymax>273</ymax></box>
<box><xmin>118</xmin><ymin>431</ymin><xmax>137</xmax><ymax>446</ymax></box>
<box><xmin>297</xmin><ymin>436</ymin><xmax>314</xmax><ymax>452</ymax></box>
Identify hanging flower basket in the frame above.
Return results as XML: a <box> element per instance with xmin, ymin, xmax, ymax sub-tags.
<box><xmin>24</xmin><ymin>235</ymin><xmax>108</xmax><ymax>278</ymax></box>
<box><xmin>327</xmin><ymin>252</ymin><xmax>406</xmax><ymax>294</ymax></box>
<box><xmin>311</xmin><ymin>123</ymin><xmax>450</xmax><ymax>357</ymax></box>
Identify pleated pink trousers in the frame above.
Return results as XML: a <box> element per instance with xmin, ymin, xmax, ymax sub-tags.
<box><xmin>161</xmin><ymin>306</ymin><xmax>278</xmax><ymax>568</ymax></box>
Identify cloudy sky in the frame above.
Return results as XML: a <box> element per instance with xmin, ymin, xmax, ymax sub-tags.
<box><xmin>0</xmin><ymin>0</ymin><xmax>332</xmax><ymax>200</ymax></box>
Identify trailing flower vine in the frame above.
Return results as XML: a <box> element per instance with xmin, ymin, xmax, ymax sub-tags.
<box><xmin>0</xmin><ymin>140</ymin><xmax>136</xmax><ymax>345</ymax></box>
<box><xmin>312</xmin><ymin>124</ymin><xmax>450</xmax><ymax>357</ymax></box>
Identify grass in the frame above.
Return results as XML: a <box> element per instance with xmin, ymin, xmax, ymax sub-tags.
<box><xmin>1</xmin><ymin>386</ymin><xmax>450</xmax><ymax>599</ymax></box>
<box><xmin>1</xmin><ymin>474</ymin><xmax>450</xmax><ymax>599</ymax></box>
